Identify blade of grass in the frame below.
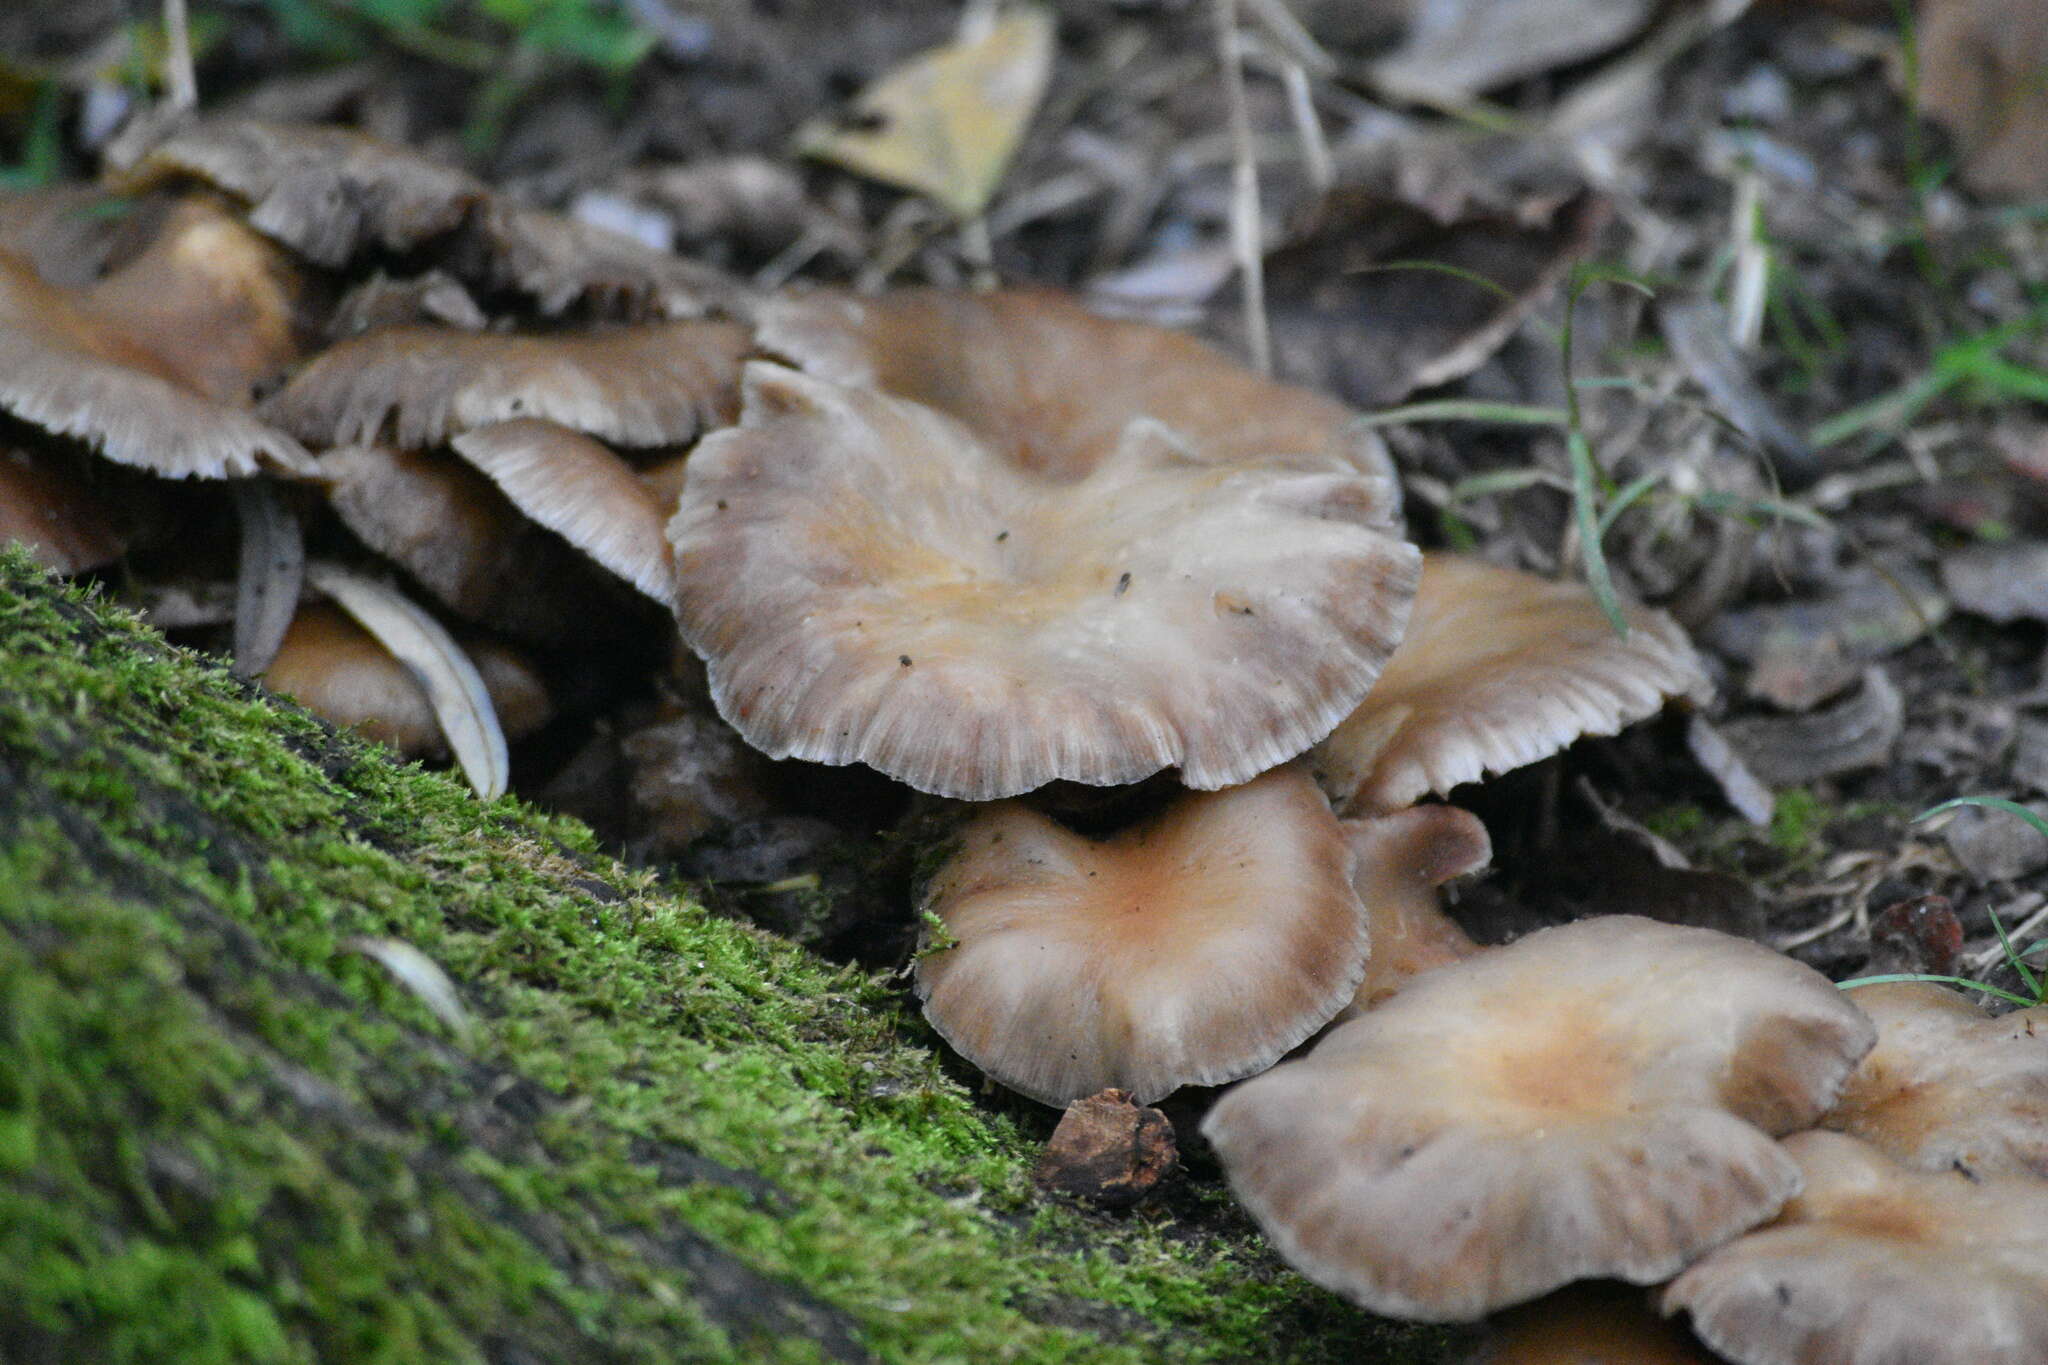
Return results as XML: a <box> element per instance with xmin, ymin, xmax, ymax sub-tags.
<box><xmin>1352</xmin><ymin>400</ymin><xmax>1570</xmax><ymax>429</ymax></box>
<box><xmin>1837</xmin><ymin>973</ymin><xmax>2041</xmax><ymax>1009</ymax></box>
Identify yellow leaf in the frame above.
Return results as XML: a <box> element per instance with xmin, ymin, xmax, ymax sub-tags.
<box><xmin>797</xmin><ymin>8</ymin><xmax>1055</xmax><ymax>220</ymax></box>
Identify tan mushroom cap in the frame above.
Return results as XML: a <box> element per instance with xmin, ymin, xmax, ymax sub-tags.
<box><xmin>0</xmin><ymin>443</ymin><xmax>126</xmax><ymax>574</ymax></box>
<box><xmin>262</xmin><ymin>601</ymin><xmax>550</xmax><ymax>757</ymax></box>
<box><xmin>914</xmin><ymin>764</ymin><xmax>1370</xmax><ymax>1107</ymax></box>
<box><xmin>315</xmin><ymin>444</ymin><xmax>627</xmax><ymax>643</ymax></box>
<box><xmin>1202</xmin><ymin>916</ymin><xmax>1876</xmax><ymax>1322</ymax></box>
<box><xmin>670</xmin><ymin>363</ymin><xmax>1420</xmax><ymax>799</ymax></box>
<box><xmin>264</xmin><ymin>319</ymin><xmax>747</xmax><ymax>451</ymax></box>
<box><xmin>1343</xmin><ymin>804</ymin><xmax>1489</xmax><ymax>1011</ymax></box>
<box><xmin>449</xmin><ymin>419</ymin><xmax>676</xmax><ymax>604</ymax></box>
<box><xmin>463</xmin><ymin>199</ymin><xmax>752</xmax><ymax>321</ymax></box>
<box><xmin>1472</xmin><ymin>1283</ymin><xmax>1723</xmax><ymax>1364</ymax></box>
<box><xmin>1314</xmin><ymin>554</ymin><xmax>1711</xmax><ymax>814</ymax></box>
<box><xmin>1663</xmin><ymin>1131</ymin><xmax>2048</xmax><ymax>1365</ymax></box>
<box><xmin>758</xmin><ymin>287</ymin><xmax>1399</xmax><ymax>493</ymax></box>
<box><xmin>111</xmin><ymin>118</ymin><xmax>487</xmax><ymax>268</ymax></box>
<box><xmin>0</xmin><ymin>199</ymin><xmax>311</xmax><ymax>479</ymax></box>
<box><xmin>1824</xmin><ymin>980</ymin><xmax>2048</xmax><ymax>1177</ymax></box>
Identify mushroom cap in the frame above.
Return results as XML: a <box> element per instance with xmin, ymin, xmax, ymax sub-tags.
<box><xmin>914</xmin><ymin>763</ymin><xmax>1370</xmax><ymax>1106</ymax></box>
<box><xmin>0</xmin><ymin>442</ymin><xmax>126</xmax><ymax>574</ymax></box>
<box><xmin>1662</xmin><ymin>1131</ymin><xmax>2048</xmax><ymax>1365</ymax></box>
<box><xmin>315</xmin><ymin>444</ymin><xmax>632</xmax><ymax>643</ymax></box>
<box><xmin>261</xmin><ymin>601</ymin><xmax>550</xmax><ymax>757</ymax></box>
<box><xmin>1314</xmin><ymin>553</ymin><xmax>1711</xmax><ymax>814</ymax></box>
<box><xmin>1202</xmin><ymin>915</ymin><xmax>1877</xmax><ymax>1321</ymax></box>
<box><xmin>670</xmin><ymin>362</ymin><xmax>1420</xmax><ymax>799</ymax></box>
<box><xmin>1824</xmin><ymin>980</ymin><xmax>2048</xmax><ymax>1177</ymax></box>
<box><xmin>1343</xmin><ymin>804</ymin><xmax>1489</xmax><ymax>1011</ymax></box>
<box><xmin>758</xmin><ymin>287</ymin><xmax>1400</xmax><ymax>491</ymax></box>
<box><xmin>0</xmin><ymin>248</ymin><xmax>308</xmax><ymax>479</ymax></box>
<box><xmin>449</xmin><ymin>419</ymin><xmax>676</xmax><ymax>604</ymax></box>
<box><xmin>1471</xmin><ymin>1283</ymin><xmax>1722</xmax><ymax>1364</ymax></box>
<box><xmin>264</xmin><ymin>319</ymin><xmax>747</xmax><ymax>451</ymax></box>
<box><xmin>111</xmin><ymin>118</ymin><xmax>486</xmax><ymax>268</ymax></box>
<box><xmin>461</xmin><ymin>198</ymin><xmax>751</xmax><ymax>321</ymax></box>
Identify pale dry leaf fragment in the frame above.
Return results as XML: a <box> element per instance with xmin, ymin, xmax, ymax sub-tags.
<box><xmin>915</xmin><ymin>764</ymin><xmax>1370</xmax><ymax>1105</ymax></box>
<box><xmin>306</xmin><ymin>563</ymin><xmax>510</xmax><ymax>799</ymax></box>
<box><xmin>1312</xmin><ymin>554</ymin><xmax>1709</xmax><ymax>815</ymax></box>
<box><xmin>344</xmin><ymin>936</ymin><xmax>473</xmax><ymax>1036</ymax></box>
<box><xmin>110</xmin><ymin>117</ymin><xmax>488</xmax><ymax>266</ymax></box>
<box><xmin>759</xmin><ymin>286</ymin><xmax>1400</xmax><ymax>490</ymax></box>
<box><xmin>229</xmin><ymin>478</ymin><xmax>304</xmax><ymax>678</ymax></box>
<box><xmin>265</xmin><ymin>320</ymin><xmax>748</xmax><ymax>450</ymax></box>
<box><xmin>1715</xmin><ymin>665</ymin><xmax>1903</xmax><ymax>788</ymax></box>
<box><xmin>670</xmin><ymin>362</ymin><xmax>1420</xmax><ymax>799</ymax></box>
<box><xmin>1663</xmin><ymin>1131</ymin><xmax>2048</xmax><ymax>1365</ymax></box>
<box><xmin>796</xmin><ymin>8</ymin><xmax>1055</xmax><ymax>218</ymax></box>
<box><xmin>1369</xmin><ymin>0</ymin><xmax>1661</xmax><ymax>102</ymax></box>
<box><xmin>1203</xmin><ymin>916</ymin><xmax>1876</xmax><ymax>1322</ymax></box>
<box><xmin>450</xmin><ymin>419</ymin><xmax>676</xmax><ymax>604</ymax></box>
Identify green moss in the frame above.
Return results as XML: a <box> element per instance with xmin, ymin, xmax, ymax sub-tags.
<box><xmin>0</xmin><ymin>550</ymin><xmax>1449</xmax><ymax>1364</ymax></box>
<box><xmin>1768</xmin><ymin>788</ymin><xmax>1827</xmax><ymax>856</ymax></box>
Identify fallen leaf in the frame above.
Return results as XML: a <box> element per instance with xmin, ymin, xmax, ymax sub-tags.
<box><xmin>1033</xmin><ymin>1088</ymin><xmax>1176</xmax><ymax>1209</ymax></box>
<box><xmin>796</xmin><ymin>9</ymin><xmax>1054</xmax><ymax>219</ymax></box>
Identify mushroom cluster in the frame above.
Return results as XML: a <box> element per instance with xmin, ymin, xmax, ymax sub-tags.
<box><xmin>23</xmin><ymin>114</ymin><xmax>2019</xmax><ymax>1361</ymax></box>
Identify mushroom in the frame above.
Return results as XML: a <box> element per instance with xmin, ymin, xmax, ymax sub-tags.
<box><xmin>1662</xmin><ymin>1130</ymin><xmax>2048</xmax><ymax>1365</ymax></box>
<box><xmin>669</xmin><ymin>362</ymin><xmax>1419</xmax><ymax>799</ymax></box>
<box><xmin>1470</xmin><ymin>1283</ymin><xmax>1723</xmax><ymax>1364</ymax></box>
<box><xmin>0</xmin><ymin>196</ymin><xmax>311</xmax><ymax>479</ymax></box>
<box><xmin>1343</xmin><ymin>804</ymin><xmax>1489</xmax><ymax>1010</ymax></box>
<box><xmin>109</xmin><ymin>117</ymin><xmax>487</xmax><ymax>268</ymax></box>
<box><xmin>758</xmin><ymin>287</ymin><xmax>1398</xmax><ymax>486</ymax></box>
<box><xmin>1202</xmin><ymin>916</ymin><xmax>1877</xmax><ymax>1321</ymax></box>
<box><xmin>262</xmin><ymin>601</ymin><xmax>550</xmax><ymax>759</ymax></box>
<box><xmin>913</xmin><ymin>763</ymin><xmax>1370</xmax><ymax>1107</ymax></box>
<box><xmin>1313</xmin><ymin>553</ymin><xmax>1710</xmax><ymax>815</ymax></box>
<box><xmin>1824</xmin><ymin>980</ymin><xmax>2048</xmax><ymax>1178</ymax></box>
<box><xmin>264</xmin><ymin>319</ymin><xmax>748</xmax><ymax>451</ymax></box>
<box><xmin>0</xmin><ymin>441</ymin><xmax>126</xmax><ymax>574</ymax></box>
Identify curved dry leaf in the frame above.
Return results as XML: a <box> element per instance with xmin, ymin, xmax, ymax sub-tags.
<box><xmin>229</xmin><ymin>478</ymin><xmax>304</xmax><ymax>678</ymax></box>
<box><xmin>1314</xmin><ymin>554</ymin><xmax>1710</xmax><ymax>814</ymax></box>
<box><xmin>344</xmin><ymin>936</ymin><xmax>472</xmax><ymax>1036</ymax></box>
<box><xmin>450</xmin><ymin>419</ymin><xmax>675</xmax><ymax>603</ymax></box>
<box><xmin>759</xmin><ymin>287</ymin><xmax>1400</xmax><ymax>492</ymax></box>
<box><xmin>307</xmin><ymin>563</ymin><xmax>509</xmax><ymax>799</ymax></box>
<box><xmin>266</xmin><ymin>320</ymin><xmax>747</xmax><ymax>450</ymax></box>
<box><xmin>112</xmin><ymin>117</ymin><xmax>487</xmax><ymax>267</ymax></box>
<box><xmin>1368</xmin><ymin>0</ymin><xmax>1659</xmax><ymax>102</ymax></box>
<box><xmin>796</xmin><ymin>8</ymin><xmax>1054</xmax><ymax>218</ymax></box>
<box><xmin>671</xmin><ymin>362</ymin><xmax>1419</xmax><ymax>799</ymax></box>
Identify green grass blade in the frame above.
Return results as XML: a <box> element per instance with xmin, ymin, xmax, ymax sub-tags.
<box><xmin>1838</xmin><ymin>974</ymin><xmax>2042</xmax><ymax>1009</ymax></box>
<box><xmin>1352</xmin><ymin>401</ymin><xmax>1570</xmax><ymax>429</ymax></box>
<box><xmin>1567</xmin><ymin>431</ymin><xmax>1627</xmax><ymax>636</ymax></box>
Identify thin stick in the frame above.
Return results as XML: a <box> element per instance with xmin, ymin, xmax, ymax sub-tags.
<box><xmin>1279</xmin><ymin>59</ymin><xmax>1331</xmax><ymax>193</ymax></box>
<box><xmin>163</xmin><ymin>0</ymin><xmax>198</xmax><ymax>111</ymax></box>
<box><xmin>1214</xmin><ymin>0</ymin><xmax>1270</xmax><ymax>375</ymax></box>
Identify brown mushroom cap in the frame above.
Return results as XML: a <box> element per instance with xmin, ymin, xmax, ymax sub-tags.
<box><xmin>670</xmin><ymin>362</ymin><xmax>1419</xmax><ymax>799</ymax></box>
<box><xmin>1824</xmin><ymin>980</ymin><xmax>2048</xmax><ymax>1177</ymax></box>
<box><xmin>462</xmin><ymin>199</ymin><xmax>752</xmax><ymax>321</ymax></box>
<box><xmin>1471</xmin><ymin>1283</ymin><xmax>1723</xmax><ymax>1364</ymax></box>
<box><xmin>0</xmin><ymin>442</ymin><xmax>126</xmax><ymax>574</ymax></box>
<box><xmin>0</xmin><ymin>197</ymin><xmax>309</xmax><ymax>479</ymax></box>
<box><xmin>264</xmin><ymin>319</ymin><xmax>747</xmax><ymax>451</ymax></box>
<box><xmin>914</xmin><ymin>764</ymin><xmax>1370</xmax><ymax>1106</ymax></box>
<box><xmin>1314</xmin><ymin>553</ymin><xmax>1711</xmax><ymax>814</ymax></box>
<box><xmin>111</xmin><ymin>118</ymin><xmax>487</xmax><ymax>268</ymax></box>
<box><xmin>1202</xmin><ymin>916</ymin><xmax>1876</xmax><ymax>1321</ymax></box>
<box><xmin>1662</xmin><ymin>1130</ymin><xmax>2048</xmax><ymax>1365</ymax></box>
<box><xmin>261</xmin><ymin>601</ymin><xmax>550</xmax><ymax>757</ymax></box>
<box><xmin>314</xmin><ymin>444</ymin><xmax>632</xmax><ymax>643</ymax></box>
<box><xmin>758</xmin><ymin>287</ymin><xmax>1399</xmax><ymax>490</ymax></box>
<box><xmin>1343</xmin><ymin>804</ymin><xmax>1489</xmax><ymax>1011</ymax></box>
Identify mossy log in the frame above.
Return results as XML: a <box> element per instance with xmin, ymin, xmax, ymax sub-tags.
<box><xmin>0</xmin><ymin>551</ymin><xmax>1450</xmax><ymax>1365</ymax></box>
